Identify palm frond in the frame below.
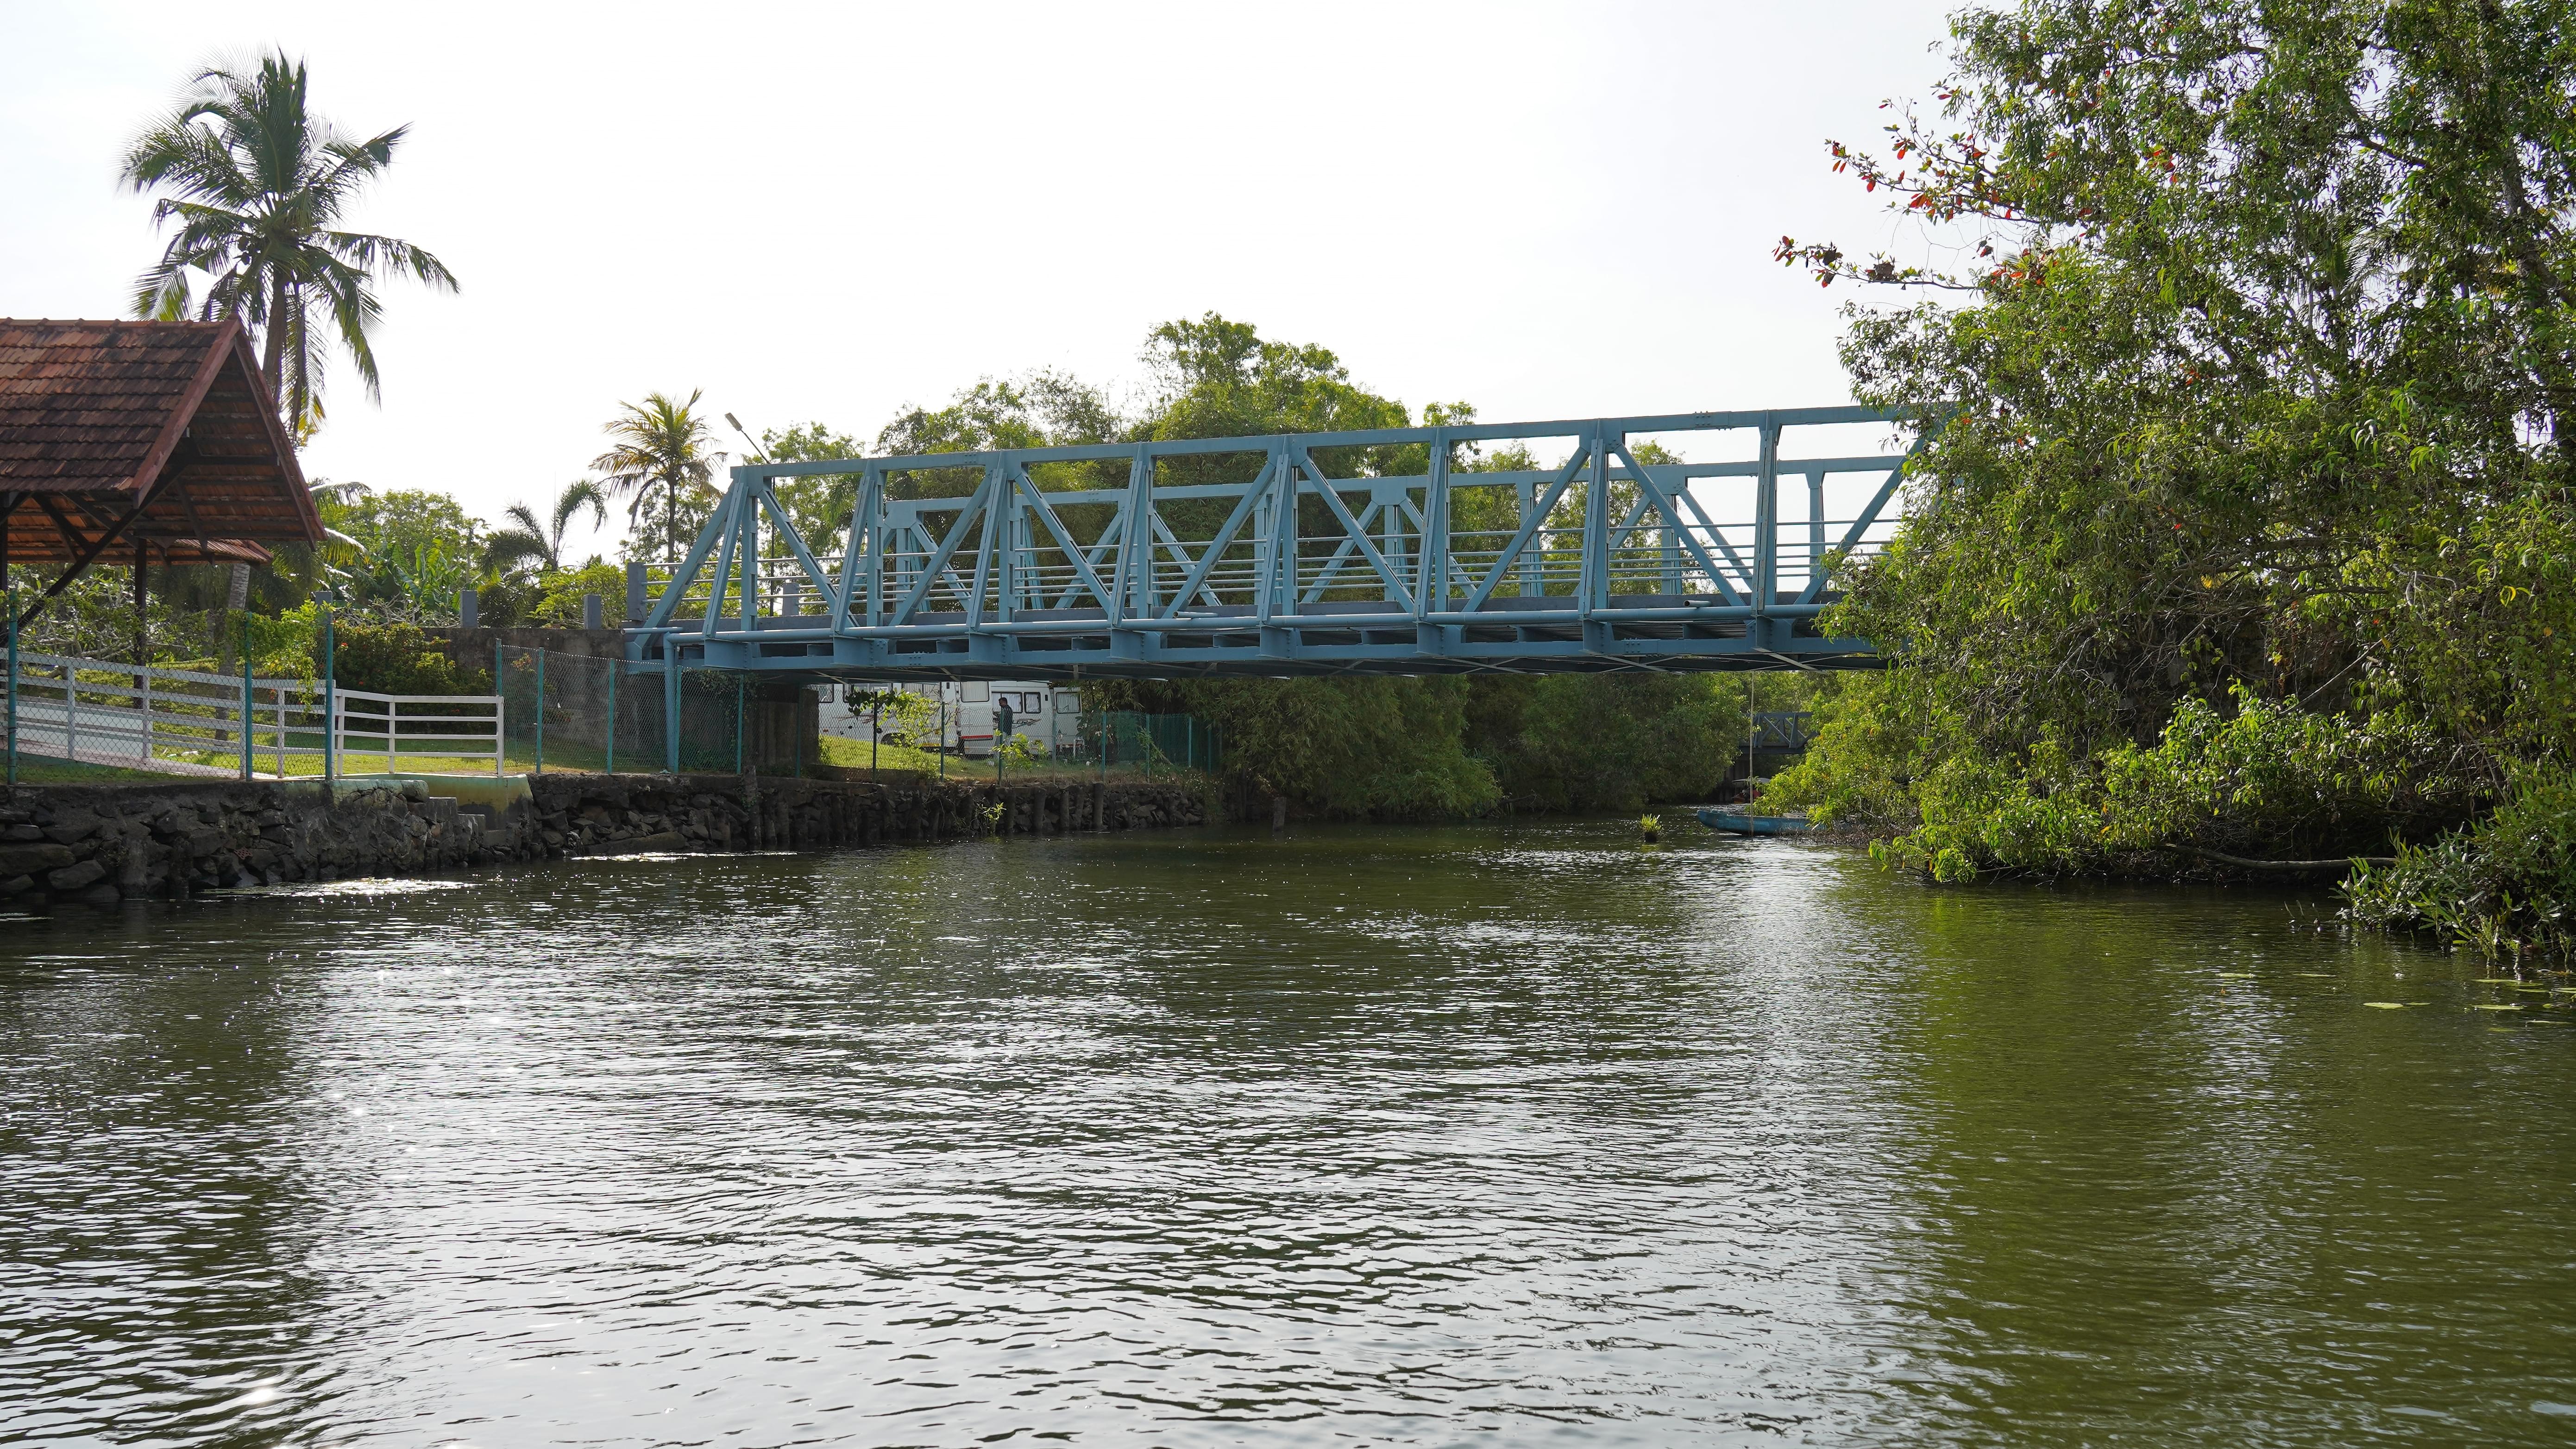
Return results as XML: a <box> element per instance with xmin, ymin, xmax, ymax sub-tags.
<box><xmin>553</xmin><ymin>479</ymin><xmax>609</xmax><ymax>539</ymax></box>
<box><xmin>116</xmin><ymin>47</ymin><xmax>451</xmax><ymax>441</ymax></box>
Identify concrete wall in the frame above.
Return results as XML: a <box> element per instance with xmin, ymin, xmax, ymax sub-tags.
<box><xmin>0</xmin><ymin>773</ymin><xmax>1208</xmax><ymax>907</ymax></box>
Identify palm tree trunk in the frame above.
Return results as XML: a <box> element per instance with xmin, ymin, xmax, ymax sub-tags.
<box><xmin>261</xmin><ymin>272</ymin><xmax>288</xmax><ymax>420</ymax></box>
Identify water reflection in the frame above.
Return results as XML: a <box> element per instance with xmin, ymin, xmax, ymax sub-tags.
<box><xmin>1</xmin><ymin>824</ymin><xmax>2571</xmax><ymax>1445</ymax></box>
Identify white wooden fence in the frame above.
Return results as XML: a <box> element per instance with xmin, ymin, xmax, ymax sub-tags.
<box><xmin>6</xmin><ymin>651</ymin><xmax>505</xmax><ymax>778</ymax></box>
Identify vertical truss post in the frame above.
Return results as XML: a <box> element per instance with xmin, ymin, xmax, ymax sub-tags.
<box><xmin>735</xmin><ymin>491</ymin><xmax>759</xmax><ymax>635</ymax></box>
<box><xmin>841</xmin><ymin>465</ymin><xmax>883</xmax><ymax>630</ymax></box>
<box><xmin>1273</xmin><ymin>443</ymin><xmax>1298</xmax><ymax>615</ymax></box>
<box><xmin>1113</xmin><ymin>447</ymin><xmax>1150</xmax><ymax>660</ymax></box>
<box><xmin>704</xmin><ymin>484</ymin><xmax>741</xmax><ymax>639</ymax></box>
<box><xmin>1416</xmin><ymin>428</ymin><xmax>1448</xmax><ymax>613</ymax></box>
<box><xmin>1579</xmin><ymin>425</ymin><xmax>1611</xmax><ymax>616</ymax></box>
<box><xmin>1516</xmin><ymin>479</ymin><xmax>1540</xmax><ymax>596</ymax></box>
<box><xmin>1256</xmin><ymin>442</ymin><xmax>1293</xmax><ymax>656</ymax></box>
<box><xmin>1807</xmin><ymin>469</ymin><xmax>1827</xmax><ymax>598</ymax></box>
<box><xmin>1117</xmin><ymin>447</ymin><xmax>1150</xmax><ymax>624</ymax></box>
<box><xmin>1381</xmin><ymin>484</ymin><xmax>1405</xmax><ymax>600</ymax></box>
<box><xmin>1754</xmin><ymin>415</ymin><xmax>1781</xmax><ymax>640</ymax></box>
<box><xmin>1416</xmin><ymin>428</ymin><xmax>1451</xmax><ymax>656</ymax></box>
<box><xmin>1250</xmin><ymin>450</ymin><xmax>1273</xmax><ymax>623</ymax></box>
<box><xmin>1660</xmin><ymin>454</ymin><xmax>1684</xmax><ymax>595</ymax></box>
<box><xmin>1252</xmin><ymin>442</ymin><xmax>1279</xmax><ymax>624</ymax></box>
<box><xmin>1002</xmin><ymin>483</ymin><xmax>1026</xmax><ymax>624</ymax></box>
<box><xmin>961</xmin><ymin>466</ymin><xmax>998</xmax><ymax>629</ymax></box>
<box><xmin>994</xmin><ymin>482</ymin><xmax>1016</xmax><ymax>626</ymax></box>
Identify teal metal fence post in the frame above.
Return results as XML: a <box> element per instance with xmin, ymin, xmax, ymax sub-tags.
<box><xmin>5</xmin><ymin>585</ymin><xmax>15</xmax><ymax>790</ymax></box>
<box><xmin>238</xmin><ymin>615</ymin><xmax>251</xmax><ymax>781</ymax></box>
<box><xmin>534</xmin><ymin>649</ymin><xmax>545</xmax><ymax>775</ymax></box>
<box><xmin>604</xmin><ymin>661</ymin><xmax>617</xmax><ymax>775</ymax></box>
<box><xmin>665</xmin><ymin>654</ymin><xmax>680</xmax><ymax>775</ymax></box>
<box><xmin>321</xmin><ymin>605</ymin><xmax>335</xmax><ymax>783</ymax></box>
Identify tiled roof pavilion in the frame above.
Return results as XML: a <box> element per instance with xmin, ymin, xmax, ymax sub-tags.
<box><xmin>0</xmin><ymin>318</ymin><xmax>325</xmax><ymax>569</ymax></box>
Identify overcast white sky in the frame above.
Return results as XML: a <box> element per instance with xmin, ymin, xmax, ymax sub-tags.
<box><xmin>4</xmin><ymin>1</ymin><xmax>1958</xmax><ymax>557</ymax></box>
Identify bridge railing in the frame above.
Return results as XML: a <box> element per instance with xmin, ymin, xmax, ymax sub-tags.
<box><xmin>626</xmin><ymin>407</ymin><xmax>1929</xmax><ymax>677</ymax></box>
<box><xmin>0</xmin><ymin>651</ymin><xmax>504</xmax><ymax>779</ymax></box>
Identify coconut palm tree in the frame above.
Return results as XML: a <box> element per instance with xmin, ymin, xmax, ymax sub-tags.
<box><xmin>593</xmin><ymin>390</ymin><xmax>723</xmax><ymax>560</ymax></box>
<box><xmin>485</xmin><ymin>480</ymin><xmax>609</xmax><ymax>578</ymax></box>
<box><xmin>120</xmin><ymin>50</ymin><xmax>457</xmax><ymax>439</ymax></box>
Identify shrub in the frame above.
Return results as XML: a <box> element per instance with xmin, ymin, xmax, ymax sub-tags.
<box><xmin>330</xmin><ymin>621</ymin><xmax>491</xmax><ymax>696</ymax></box>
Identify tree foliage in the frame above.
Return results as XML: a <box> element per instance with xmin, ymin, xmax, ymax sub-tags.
<box><xmin>595</xmin><ymin>390</ymin><xmax>723</xmax><ymax>561</ymax></box>
<box><xmin>1761</xmin><ymin>0</ymin><xmax>2576</xmax><ymax>942</ymax></box>
<box><xmin>120</xmin><ymin>50</ymin><xmax>455</xmax><ymax>439</ymax></box>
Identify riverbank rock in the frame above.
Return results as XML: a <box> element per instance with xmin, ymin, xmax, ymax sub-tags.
<box><xmin>0</xmin><ymin>772</ymin><xmax>1206</xmax><ymax>907</ymax></box>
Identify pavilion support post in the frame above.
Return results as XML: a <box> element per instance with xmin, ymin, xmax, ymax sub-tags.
<box><xmin>3</xmin><ymin>502</ymin><xmax>13</xmax><ymax>790</ymax></box>
<box><xmin>132</xmin><ymin>538</ymin><xmax>147</xmax><ymax>667</ymax></box>
<box><xmin>5</xmin><ymin>584</ymin><xmax>14</xmax><ymax>793</ymax></box>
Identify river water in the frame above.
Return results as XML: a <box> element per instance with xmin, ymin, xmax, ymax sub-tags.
<box><xmin>3</xmin><ymin>822</ymin><xmax>2572</xmax><ymax>1446</ymax></box>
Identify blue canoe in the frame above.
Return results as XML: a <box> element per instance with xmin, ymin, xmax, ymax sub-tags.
<box><xmin>1696</xmin><ymin>806</ymin><xmax>1811</xmax><ymax>836</ymax></box>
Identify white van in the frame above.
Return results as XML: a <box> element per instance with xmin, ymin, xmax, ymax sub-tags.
<box><xmin>813</xmin><ymin>680</ymin><xmax>1081</xmax><ymax>758</ymax></box>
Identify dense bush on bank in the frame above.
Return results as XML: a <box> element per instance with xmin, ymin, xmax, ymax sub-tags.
<box><xmin>1084</xmin><ymin>673</ymin><xmax>1743</xmax><ymax>820</ymax></box>
<box><xmin>1760</xmin><ymin>0</ymin><xmax>2576</xmax><ymax>954</ymax></box>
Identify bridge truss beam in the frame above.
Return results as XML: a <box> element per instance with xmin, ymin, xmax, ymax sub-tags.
<box><xmin>627</xmin><ymin>406</ymin><xmax>1925</xmax><ymax>683</ymax></box>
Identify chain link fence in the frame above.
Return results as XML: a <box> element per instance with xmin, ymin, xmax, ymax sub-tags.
<box><xmin>485</xmin><ymin>645</ymin><xmax>819</xmax><ymax>778</ymax></box>
<box><xmin>0</xmin><ymin>637</ymin><xmax>1231</xmax><ymax>787</ymax></box>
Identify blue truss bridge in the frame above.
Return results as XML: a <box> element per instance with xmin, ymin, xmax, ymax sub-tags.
<box><xmin>625</xmin><ymin>406</ymin><xmax>1925</xmax><ymax>684</ymax></box>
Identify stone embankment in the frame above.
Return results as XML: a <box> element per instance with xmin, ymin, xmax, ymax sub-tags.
<box><xmin>0</xmin><ymin>773</ymin><xmax>1205</xmax><ymax>907</ymax></box>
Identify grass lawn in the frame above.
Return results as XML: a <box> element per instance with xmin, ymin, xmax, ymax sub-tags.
<box><xmin>4</xmin><ymin>753</ymin><xmax>190</xmax><ymax>784</ymax></box>
<box><xmin>29</xmin><ymin>733</ymin><xmax>1198</xmax><ymax>786</ymax></box>
<box><xmin>818</xmin><ymin>735</ymin><xmax>949</xmax><ymax>776</ymax></box>
<box><xmin>815</xmin><ymin>735</ymin><xmax>1156</xmax><ymax>783</ymax></box>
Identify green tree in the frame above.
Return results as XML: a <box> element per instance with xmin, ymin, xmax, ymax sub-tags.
<box><xmin>486</xmin><ymin>480</ymin><xmax>610</xmax><ymax>578</ymax></box>
<box><xmin>874</xmin><ymin>370</ymin><xmax>1125</xmax><ymax>498</ymax></box>
<box><xmin>1467</xmin><ymin>674</ymin><xmax>1744</xmax><ymax>813</ymax></box>
<box><xmin>120</xmin><ymin>50</ymin><xmax>456</xmax><ymax>438</ymax></box>
<box><xmin>595</xmin><ymin>390</ymin><xmax>723</xmax><ymax>560</ymax></box>
<box><xmin>1762</xmin><ymin>0</ymin><xmax>2576</xmax><ymax>907</ymax></box>
<box><xmin>754</xmin><ymin>422</ymin><xmax>869</xmax><ymax>548</ymax></box>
